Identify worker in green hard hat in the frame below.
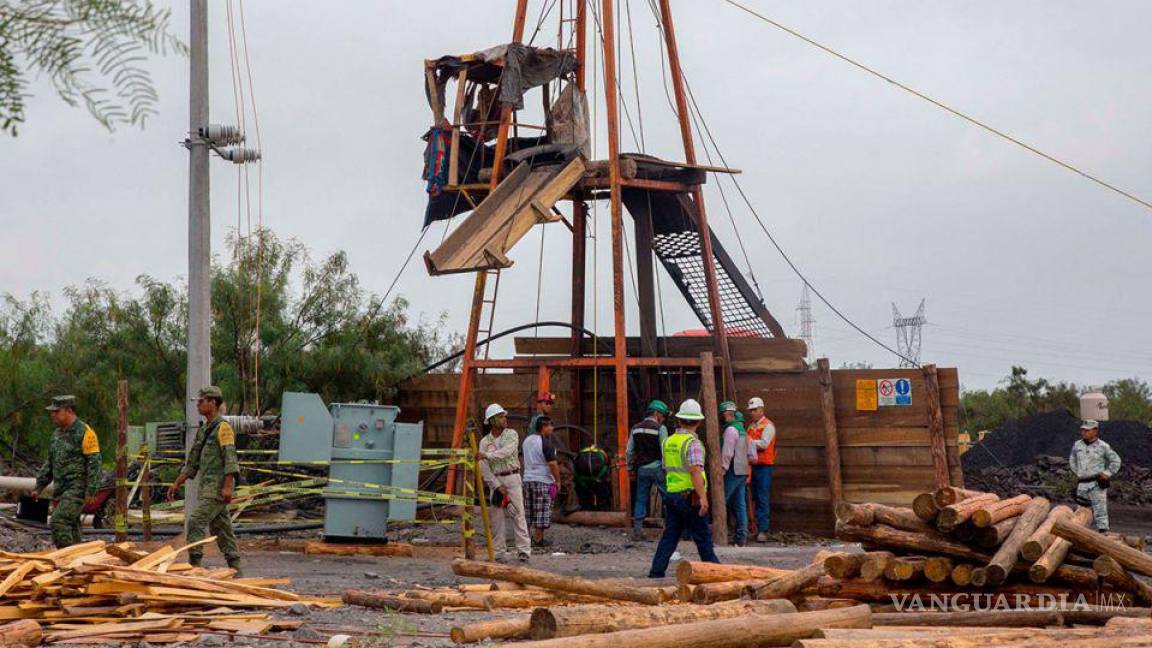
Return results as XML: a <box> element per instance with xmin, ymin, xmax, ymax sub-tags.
<box><xmin>626</xmin><ymin>399</ymin><xmax>670</xmax><ymax>541</ymax></box>
<box><xmin>719</xmin><ymin>401</ymin><xmax>750</xmax><ymax>546</ymax></box>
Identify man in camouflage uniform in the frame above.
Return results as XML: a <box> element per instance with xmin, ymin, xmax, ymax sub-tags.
<box><xmin>31</xmin><ymin>395</ymin><xmax>103</xmax><ymax>548</ymax></box>
<box><xmin>167</xmin><ymin>386</ymin><xmax>242</xmax><ymax>574</ymax></box>
<box><xmin>1069</xmin><ymin>419</ymin><xmax>1122</xmax><ymax>532</ymax></box>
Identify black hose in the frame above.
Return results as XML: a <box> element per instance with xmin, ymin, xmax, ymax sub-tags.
<box><xmin>390</xmin><ymin>321</ymin><xmax>598</xmax><ymax>388</ymax></box>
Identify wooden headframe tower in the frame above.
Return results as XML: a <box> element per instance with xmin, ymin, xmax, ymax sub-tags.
<box><xmin>427</xmin><ymin>0</ymin><xmax>788</xmax><ymax>512</ymax></box>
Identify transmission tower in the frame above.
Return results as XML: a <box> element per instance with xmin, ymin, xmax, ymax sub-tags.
<box><xmin>892</xmin><ymin>299</ymin><xmax>926</xmax><ymax>368</ymax></box>
<box><xmin>796</xmin><ymin>283</ymin><xmax>815</xmax><ymax>361</ymax></box>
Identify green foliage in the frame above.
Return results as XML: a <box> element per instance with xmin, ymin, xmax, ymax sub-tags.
<box><xmin>0</xmin><ymin>230</ymin><xmax>458</xmax><ymax>469</ymax></box>
<box><xmin>0</xmin><ymin>0</ymin><xmax>185</xmax><ymax>136</ymax></box>
<box><xmin>960</xmin><ymin>366</ymin><xmax>1152</xmax><ymax>433</ymax></box>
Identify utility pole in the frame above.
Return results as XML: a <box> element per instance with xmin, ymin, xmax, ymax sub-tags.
<box><xmin>185</xmin><ymin>0</ymin><xmax>210</xmax><ymax>522</ymax></box>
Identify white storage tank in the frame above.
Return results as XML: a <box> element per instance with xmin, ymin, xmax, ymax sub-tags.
<box><xmin>1080</xmin><ymin>389</ymin><xmax>1109</xmax><ymax>422</ymax></box>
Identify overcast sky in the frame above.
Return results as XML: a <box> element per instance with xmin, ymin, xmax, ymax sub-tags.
<box><xmin>2</xmin><ymin>1</ymin><xmax>1150</xmax><ymax>392</ymax></box>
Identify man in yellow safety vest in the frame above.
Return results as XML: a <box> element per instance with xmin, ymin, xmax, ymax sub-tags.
<box><xmin>647</xmin><ymin>399</ymin><xmax>720</xmax><ymax>578</ymax></box>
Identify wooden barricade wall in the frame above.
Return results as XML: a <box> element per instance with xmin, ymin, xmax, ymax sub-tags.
<box><xmin>392</xmin><ymin>365</ymin><xmax>962</xmax><ymax>537</ymax></box>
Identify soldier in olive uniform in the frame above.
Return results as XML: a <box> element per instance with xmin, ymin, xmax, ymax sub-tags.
<box><xmin>31</xmin><ymin>395</ymin><xmax>103</xmax><ymax>548</ymax></box>
<box><xmin>167</xmin><ymin>386</ymin><xmax>242</xmax><ymax>574</ymax></box>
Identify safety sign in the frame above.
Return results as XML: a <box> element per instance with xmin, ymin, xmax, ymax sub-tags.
<box><xmin>856</xmin><ymin>379</ymin><xmax>878</xmax><ymax>411</ymax></box>
<box><xmin>878</xmin><ymin>378</ymin><xmax>912</xmax><ymax>406</ymax></box>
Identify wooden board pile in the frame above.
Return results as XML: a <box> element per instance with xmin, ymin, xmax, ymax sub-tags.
<box><xmin>339</xmin><ymin>486</ymin><xmax>1152</xmax><ymax>646</ymax></box>
<box><xmin>0</xmin><ymin>538</ymin><xmax>339</xmax><ymax>645</ymax></box>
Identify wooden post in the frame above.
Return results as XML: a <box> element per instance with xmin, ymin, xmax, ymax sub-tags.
<box><xmin>448</xmin><ymin>69</ymin><xmax>467</xmax><ymax>186</ymax></box>
<box><xmin>922</xmin><ymin>364</ymin><xmax>951</xmax><ymax>489</ymax></box>
<box><xmin>698</xmin><ymin>352</ymin><xmax>728</xmax><ymax>546</ymax></box>
<box><xmin>115</xmin><ymin>379</ymin><xmax>128</xmax><ymax>543</ymax></box>
<box><xmin>816</xmin><ymin>359</ymin><xmax>843</xmax><ymax>514</ymax></box>
<box><xmin>469</xmin><ymin>431</ymin><xmax>495</xmax><ymax>561</ymax></box>
<box><xmin>634</xmin><ymin>206</ymin><xmax>658</xmax><ymax>396</ymax></box>
<box><xmin>140</xmin><ymin>444</ymin><xmax>152</xmax><ymax>542</ymax></box>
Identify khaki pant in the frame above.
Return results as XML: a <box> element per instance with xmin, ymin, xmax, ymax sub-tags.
<box><xmin>483</xmin><ymin>473</ymin><xmax>531</xmax><ymax>557</ymax></box>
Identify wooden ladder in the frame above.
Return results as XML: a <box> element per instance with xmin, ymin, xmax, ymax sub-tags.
<box><xmin>477</xmin><ymin>268</ymin><xmax>503</xmax><ymax>365</ymax></box>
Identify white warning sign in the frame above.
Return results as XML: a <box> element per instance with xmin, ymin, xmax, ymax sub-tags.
<box><xmin>878</xmin><ymin>378</ymin><xmax>912</xmax><ymax>407</ymax></box>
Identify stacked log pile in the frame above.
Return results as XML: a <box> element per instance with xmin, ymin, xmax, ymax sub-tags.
<box><xmin>337</xmin><ymin>486</ymin><xmax>1152</xmax><ymax>646</ymax></box>
<box><xmin>0</xmin><ymin>538</ymin><xmax>338</xmax><ymax>645</ymax></box>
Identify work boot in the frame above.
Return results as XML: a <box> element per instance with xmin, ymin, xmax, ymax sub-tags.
<box><xmin>517</xmin><ymin>552</ymin><xmax>530</xmax><ymax>563</ymax></box>
<box><xmin>755</xmin><ymin>532</ymin><xmax>769</xmax><ymax>543</ymax></box>
<box><xmin>227</xmin><ymin>559</ymin><xmax>244</xmax><ymax>578</ymax></box>
<box><xmin>630</xmin><ymin>528</ymin><xmax>645</xmax><ymax>542</ymax></box>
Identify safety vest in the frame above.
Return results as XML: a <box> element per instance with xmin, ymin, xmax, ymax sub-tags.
<box><xmin>748</xmin><ymin>416</ymin><xmax>777</xmax><ymax>466</ymax></box>
<box><xmin>663</xmin><ymin>432</ymin><xmax>705</xmax><ymax>494</ymax></box>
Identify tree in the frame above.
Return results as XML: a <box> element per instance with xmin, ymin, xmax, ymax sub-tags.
<box><xmin>0</xmin><ymin>0</ymin><xmax>185</xmax><ymax>136</ymax></box>
<box><xmin>1102</xmin><ymin>378</ymin><xmax>1152</xmax><ymax>424</ymax></box>
<box><xmin>960</xmin><ymin>366</ymin><xmax>1079</xmax><ymax>433</ymax></box>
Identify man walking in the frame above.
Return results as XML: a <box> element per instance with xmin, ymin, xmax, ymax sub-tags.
<box><xmin>166</xmin><ymin>386</ymin><xmax>242</xmax><ymax>574</ymax></box>
<box><xmin>1069</xmin><ymin>420</ymin><xmax>1121</xmax><ymax>532</ymax></box>
<box><xmin>522</xmin><ymin>415</ymin><xmax>561</xmax><ymax>548</ymax></box>
<box><xmin>627</xmin><ymin>399</ymin><xmax>670</xmax><ymax>540</ymax></box>
<box><xmin>719</xmin><ymin>401</ymin><xmax>749</xmax><ymax>546</ymax></box>
<box><xmin>647</xmin><ymin>399</ymin><xmax>720</xmax><ymax>578</ymax></box>
<box><xmin>31</xmin><ymin>396</ymin><xmax>102</xmax><ymax>548</ymax></box>
<box><xmin>746</xmin><ymin>396</ymin><xmax>776</xmax><ymax>542</ymax></box>
<box><xmin>478</xmin><ymin>403</ymin><xmax>532</xmax><ymax>562</ymax></box>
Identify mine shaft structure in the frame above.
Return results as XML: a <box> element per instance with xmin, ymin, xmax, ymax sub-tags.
<box><xmin>421</xmin><ymin>0</ymin><xmax>788</xmax><ymax>512</ymax></box>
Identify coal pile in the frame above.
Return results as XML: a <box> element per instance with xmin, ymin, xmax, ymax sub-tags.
<box><xmin>962</xmin><ymin>409</ymin><xmax>1152</xmax><ymax>505</ymax></box>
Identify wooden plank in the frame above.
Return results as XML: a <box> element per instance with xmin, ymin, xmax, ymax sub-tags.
<box><xmin>922</xmin><ymin>364</ymin><xmax>952</xmax><ymax>488</ymax></box>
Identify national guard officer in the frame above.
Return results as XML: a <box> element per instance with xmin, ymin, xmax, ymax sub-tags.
<box><xmin>31</xmin><ymin>395</ymin><xmax>103</xmax><ymax>548</ymax></box>
<box><xmin>1069</xmin><ymin>419</ymin><xmax>1122</xmax><ymax>532</ymax></box>
<box><xmin>166</xmin><ymin>386</ymin><xmax>242</xmax><ymax>574</ymax></box>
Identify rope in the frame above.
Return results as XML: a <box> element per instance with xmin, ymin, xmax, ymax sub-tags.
<box><xmin>721</xmin><ymin>0</ymin><xmax>1152</xmax><ymax>213</ymax></box>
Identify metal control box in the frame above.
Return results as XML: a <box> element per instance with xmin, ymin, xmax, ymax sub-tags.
<box><xmin>280</xmin><ymin>392</ymin><xmax>424</xmax><ymax>541</ymax></box>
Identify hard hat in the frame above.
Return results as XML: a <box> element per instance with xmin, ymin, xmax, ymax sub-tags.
<box><xmin>675</xmin><ymin>399</ymin><xmax>705</xmax><ymax>421</ymax></box>
<box><xmin>719</xmin><ymin>400</ymin><xmax>737</xmax><ymax>413</ymax></box>
<box><xmin>1080</xmin><ymin>420</ymin><xmax>1099</xmax><ymax>430</ymax></box>
<box><xmin>647</xmin><ymin>399</ymin><xmax>670</xmax><ymax>415</ymax></box>
<box><xmin>485</xmin><ymin>403</ymin><xmax>507</xmax><ymax>422</ymax></box>
<box><xmin>747</xmin><ymin>396</ymin><xmax>765</xmax><ymax>409</ymax></box>
<box><xmin>537</xmin><ymin>391</ymin><xmax>557</xmax><ymax>403</ymax></box>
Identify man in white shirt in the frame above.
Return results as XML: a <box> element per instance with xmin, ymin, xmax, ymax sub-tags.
<box><xmin>477</xmin><ymin>403</ymin><xmax>531</xmax><ymax>561</ymax></box>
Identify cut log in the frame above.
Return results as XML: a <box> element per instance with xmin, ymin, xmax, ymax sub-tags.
<box><xmin>970</xmin><ymin>567</ymin><xmax>989</xmax><ymax>587</ymax></box>
<box><xmin>923</xmin><ymin>557</ymin><xmax>954</xmax><ymax>583</ymax></box>
<box><xmin>691</xmin><ymin>578</ymin><xmax>772</xmax><ymax>604</ymax></box>
<box><xmin>824</xmin><ymin>553</ymin><xmax>870</xmax><ymax>579</ymax></box>
<box><xmin>556</xmin><ymin>510</ymin><xmax>662</xmax><ymax>528</ymax></box>
<box><xmin>506</xmin><ymin>605</ymin><xmax>871</xmax><ymax>648</ymax></box>
<box><xmin>1052</xmin><ymin>519</ymin><xmax>1152</xmax><ymax>579</ymax></box>
<box><xmin>936</xmin><ymin>493</ymin><xmax>999</xmax><ymax>531</ymax></box>
<box><xmin>911</xmin><ymin>493</ymin><xmax>939</xmax><ymax>522</ymax></box>
<box><xmin>873</xmin><ymin>609</ymin><xmax>1062</xmax><ymax>627</ymax></box>
<box><xmin>975</xmin><ymin>517</ymin><xmax>1018</xmax><ymax>548</ymax></box>
<box><xmin>817</xmin><ymin>577</ymin><xmax>1130</xmax><ymax>606</ymax></box>
<box><xmin>971</xmin><ymin>494</ymin><xmax>1032</xmax><ymax>528</ymax></box>
<box><xmin>451</xmin><ymin>616</ymin><xmax>532</xmax><ymax>644</ymax></box>
<box><xmin>1020</xmin><ymin>505</ymin><xmax>1074</xmax><ymax>561</ymax></box>
<box><xmin>984</xmin><ymin>497</ymin><xmax>1050</xmax><ymax>585</ymax></box>
<box><xmin>950</xmin><ymin>563</ymin><xmax>974</xmax><ymax>587</ymax></box>
<box><xmin>675</xmin><ymin>560</ymin><xmax>791</xmax><ymax>585</ymax></box>
<box><xmin>752</xmin><ymin>564</ymin><xmax>825</xmax><ymax>599</ymax></box>
<box><xmin>0</xmin><ymin>620</ymin><xmax>41</xmax><ymax>646</ymax></box>
<box><xmin>1104</xmin><ymin>533</ymin><xmax>1146</xmax><ymax>552</ymax></box>
<box><xmin>933</xmin><ymin>487</ymin><xmax>986</xmax><ymax>508</ymax></box>
<box><xmin>860</xmin><ymin>552</ymin><xmax>895</xmax><ymax>581</ymax></box>
<box><xmin>528</xmin><ymin>599</ymin><xmax>797</xmax><ymax>639</ymax></box>
<box><xmin>342</xmin><ymin>591</ymin><xmax>441</xmax><ymax>614</ymax></box>
<box><xmin>1064</xmin><ymin>605</ymin><xmax>1152</xmax><ymax>625</ymax></box>
<box><xmin>883</xmin><ymin>557</ymin><xmax>925</xmax><ymax>582</ymax></box>
<box><xmin>1107</xmin><ymin>617</ymin><xmax>1152</xmax><ymax>630</ymax></box>
<box><xmin>793</xmin><ymin>627</ymin><xmax>1151</xmax><ymax>648</ymax></box>
<box><xmin>1094</xmin><ymin>555</ymin><xmax>1152</xmax><ymax>605</ymax></box>
<box><xmin>836</xmin><ymin>523</ymin><xmax>989</xmax><ymax>562</ymax></box>
<box><xmin>452</xmin><ymin>559</ymin><xmax>662</xmax><ymax>605</ymax></box>
<box><xmin>304</xmin><ymin>541</ymin><xmax>414</xmax><ymax>557</ymax></box>
<box><xmin>1030</xmin><ymin>507</ymin><xmax>1095</xmax><ymax>583</ymax></box>
<box><xmin>951</xmin><ymin>523</ymin><xmax>978</xmax><ymax>543</ymax></box>
<box><xmin>836</xmin><ymin>502</ymin><xmax>933</xmax><ymax>534</ymax></box>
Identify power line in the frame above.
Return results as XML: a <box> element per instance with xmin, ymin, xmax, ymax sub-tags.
<box><xmin>720</xmin><ymin>0</ymin><xmax>1152</xmax><ymax>213</ymax></box>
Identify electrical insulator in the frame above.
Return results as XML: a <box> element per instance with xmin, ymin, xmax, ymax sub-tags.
<box><xmin>198</xmin><ymin>123</ymin><xmax>245</xmax><ymax>145</ymax></box>
<box><xmin>220</xmin><ymin>147</ymin><xmax>262</xmax><ymax>164</ymax></box>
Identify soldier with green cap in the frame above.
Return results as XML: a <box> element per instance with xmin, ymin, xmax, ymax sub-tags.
<box><xmin>626</xmin><ymin>399</ymin><xmax>670</xmax><ymax>541</ymax></box>
<box><xmin>166</xmin><ymin>386</ymin><xmax>242</xmax><ymax>574</ymax></box>
<box><xmin>31</xmin><ymin>395</ymin><xmax>103</xmax><ymax>548</ymax></box>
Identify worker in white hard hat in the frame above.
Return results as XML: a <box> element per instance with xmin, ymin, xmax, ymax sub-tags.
<box><xmin>647</xmin><ymin>398</ymin><xmax>720</xmax><ymax>578</ymax></box>
<box><xmin>477</xmin><ymin>403</ymin><xmax>532</xmax><ymax>561</ymax></box>
<box><xmin>745</xmin><ymin>396</ymin><xmax>777</xmax><ymax>542</ymax></box>
<box><xmin>1069</xmin><ymin>419</ymin><xmax>1121</xmax><ymax>532</ymax></box>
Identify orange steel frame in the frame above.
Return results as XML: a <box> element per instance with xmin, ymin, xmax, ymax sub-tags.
<box><xmin>444</xmin><ymin>0</ymin><xmax>734</xmax><ymax>514</ymax></box>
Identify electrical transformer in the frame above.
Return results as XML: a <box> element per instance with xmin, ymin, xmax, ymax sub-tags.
<box><xmin>279</xmin><ymin>392</ymin><xmax>424</xmax><ymax>541</ymax></box>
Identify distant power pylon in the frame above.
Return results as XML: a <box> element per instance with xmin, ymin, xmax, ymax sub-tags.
<box><xmin>797</xmin><ymin>283</ymin><xmax>815</xmax><ymax>361</ymax></box>
<box><xmin>892</xmin><ymin>299</ymin><xmax>926</xmax><ymax>368</ymax></box>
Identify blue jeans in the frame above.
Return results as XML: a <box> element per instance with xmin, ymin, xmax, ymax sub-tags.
<box><xmin>647</xmin><ymin>491</ymin><xmax>719</xmax><ymax>577</ymax></box>
<box><xmin>633</xmin><ymin>465</ymin><xmax>665</xmax><ymax>529</ymax></box>
<box><xmin>750</xmin><ymin>465</ymin><xmax>773</xmax><ymax>533</ymax></box>
<box><xmin>723</xmin><ymin>470</ymin><xmax>748</xmax><ymax>544</ymax></box>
